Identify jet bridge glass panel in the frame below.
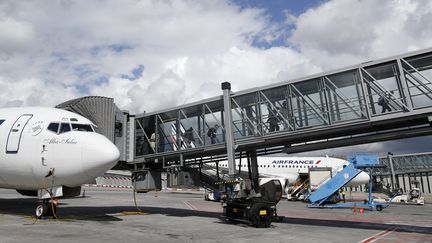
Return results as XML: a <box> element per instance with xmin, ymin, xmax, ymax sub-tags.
<box><xmin>362</xmin><ymin>62</ymin><xmax>405</xmax><ymax>115</ymax></box>
<box><xmin>260</xmin><ymin>87</ymin><xmax>292</xmax><ymax>133</ymax></box>
<box><xmin>203</xmin><ymin>100</ymin><xmax>224</xmax><ymax>145</ymax></box>
<box><xmin>291</xmin><ymin>79</ymin><xmax>327</xmax><ymax>129</ymax></box>
<box><xmin>324</xmin><ymin>70</ymin><xmax>367</xmax><ymax>123</ymax></box>
<box><xmin>178</xmin><ymin>105</ymin><xmax>204</xmax><ymax>149</ymax></box>
<box><xmin>231</xmin><ymin>93</ymin><xmax>259</xmax><ymax>139</ymax></box>
<box><xmin>135</xmin><ymin>116</ymin><xmax>155</xmax><ymax>156</ymax></box>
<box><xmin>155</xmin><ymin>110</ymin><xmax>178</xmax><ymax>152</ymax></box>
<box><xmin>401</xmin><ymin>53</ymin><xmax>432</xmax><ymax>109</ymax></box>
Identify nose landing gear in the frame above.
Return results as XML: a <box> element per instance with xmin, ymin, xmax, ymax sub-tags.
<box><xmin>35</xmin><ymin>199</ymin><xmax>58</xmax><ymax>219</ymax></box>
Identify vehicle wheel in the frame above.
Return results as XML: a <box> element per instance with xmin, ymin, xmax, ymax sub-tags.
<box><xmin>249</xmin><ymin>214</ymin><xmax>259</xmax><ymax>227</ymax></box>
<box><xmin>35</xmin><ymin>203</ymin><xmax>48</xmax><ymax>219</ymax></box>
<box><xmin>376</xmin><ymin>205</ymin><xmax>383</xmax><ymax>211</ymax></box>
<box><xmin>249</xmin><ymin>203</ymin><xmax>271</xmax><ymax>228</ymax></box>
<box><xmin>262</xmin><ymin>215</ymin><xmax>272</xmax><ymax>228</ymax></box>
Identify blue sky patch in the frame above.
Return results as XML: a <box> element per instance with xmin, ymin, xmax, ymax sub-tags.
<box><xmin>121</xmin><ymin>64</ymin><xmax>145</xmax><ymax>80</ymax></box>
<box><xmin>108</xmin><ymin>43</ymin><xmax>133</xmax><ymax>53</ymax></box>
<box><xmin>233</xmin><ymin>0</ymin><xmax>326</xmax><ymax>48</ymax></box>
<box><xmin>232</xmin><ymin>0</ymin><xmax>326</xmax><ymax>17</ymax></box>
<box><xmin>74</xmin><ymin>76</ymin><xmax>108</xmax><ymax>94</ymax></box>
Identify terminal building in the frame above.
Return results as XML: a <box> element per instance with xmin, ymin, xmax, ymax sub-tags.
<box><xmin>56</xmin><ymin>48</ymin><xmax>432</xmax><ymax>196</ymax></box>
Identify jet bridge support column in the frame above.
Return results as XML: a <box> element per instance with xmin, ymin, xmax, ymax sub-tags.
<box><xmin>247</xmin><ymin>150</ymin><xmax>260</xmax><ymax>194</ymax></box>
<box><xmin>388</xmin><ymin>152</ymin><xmax>397</xmax><ymax>191</ymax></box>
<box><xmin>222</xmin><ymin>82</ymin><xmax>236</xmax><ymax>178</ymax></box>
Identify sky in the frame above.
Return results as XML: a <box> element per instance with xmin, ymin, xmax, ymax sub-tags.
<box><xmin>1</xmin><ymin>0</ymin><xmax>432</xmax><ymax>156</ymax></box>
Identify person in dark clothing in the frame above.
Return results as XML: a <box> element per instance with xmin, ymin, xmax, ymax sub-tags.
<box><xmin>182</xmin><ymin>127</ymin><xmax>195</xmax><ymax>148</ymax></box>
<box><xmin>207</xmin><ymin>125</ymin><xmax>219</xmax><ymax>144</ymax></box>
<box><xmin>267</xmin><ymin>109</ymin><xmax>279</xmax><ymax>132</ymax></box>
<box><xmin>378</xmin><ymin>91</ymin><xmax>393</xmax><ymax>113</ymax></box>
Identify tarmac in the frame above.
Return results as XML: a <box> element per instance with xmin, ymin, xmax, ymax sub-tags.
<box><xmin>0</xmin><ymin>187</ymin><xmax>430</xmax><ymax>243</ymax></box>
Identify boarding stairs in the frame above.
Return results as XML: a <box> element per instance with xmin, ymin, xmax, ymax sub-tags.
<box><xmin>308</xmin><ymin>163</ymin><xmax>362</xmax><ymax>205</ymax></box>
<box><xmin>308</xmin><ymin>155</ymin><xmax>389</xmax><ymax>211</ymax></box>
<box><xmin>183</xmin><ymin>164</ymin><xmax>230</xmax><ymax>191</ymax></box>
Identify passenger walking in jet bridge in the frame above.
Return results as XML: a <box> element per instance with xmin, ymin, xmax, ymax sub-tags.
<box><xmin>378</xmin><ymin>91</ymin><xmax>393</xmax><ymax>113</ymax></box>
<box><xmin>182</xmin><ymin>127</ymin><xmax>195</xmax><ymax>148</ymax></box>
<box><xmin>267</xmin><ymin>108</ymin><xmax>280</xmax><ymax>132</ymax></box>
<box><xmin>207</xmin><ymin>124</ymin><xmax>219</xmax><ymax>144</ymax></box>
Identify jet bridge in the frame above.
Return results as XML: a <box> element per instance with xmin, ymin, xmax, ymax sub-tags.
<box><xmin>58</xmin><ymin>48</ymin><xmax>432</xmax><ymax>172</ymax></box>
<box><xmin>131</xmin><ymin>48</ymin><xmax>432</xmax><ymax>172</ymax></box>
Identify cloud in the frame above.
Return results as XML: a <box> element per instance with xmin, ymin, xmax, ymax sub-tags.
<box><xmin>0</xmin><ymin>0</ymin><xmax>432</xmax><ymax>117</ymax></box>
<box><xmin>290</xmin><ymin>0</ymin><xmax>432</xmax><ymax>69</ymax></box>
<box><xmin>0</xmin><ymin>17</ymin><xmax>34</xmax><ymax>59</ymax></box>
<box><xmin>0</xmin><ymin>76</ymin><xmax>79</xmax><ymax>107</ymax></box>
<box><xmin>2</xmin><ymin>0</ymin><xmax>314</xmax><ymax>111</ymax></box>
<box><xmin>1</xmin><ymin>0</ymin><xmax>432</xmax><ymax>155</ymax></box>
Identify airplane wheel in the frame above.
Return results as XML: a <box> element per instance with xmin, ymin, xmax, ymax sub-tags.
<box><xmin>47</xmin><ymin>202</ymin><xmax>57</xmax><ymax>217</ymax></box>
<box><xmin>35</xmin><ymin>203</ymin><xmax>49</xmax><ymax>219</ymax></box>
<box><xmin>376</xmin><ymin>205</ymin><xmax>383</xmax><ymax>211</ymax></box>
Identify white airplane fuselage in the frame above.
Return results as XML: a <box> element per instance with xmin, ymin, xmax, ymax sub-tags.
<box><xmin>0</xmin><ymin>107</ymin><xmax>120</xmax><ymax>192</ymax></box>
<box><xmin>214</xmin><ymin>156</ymin><xmax>369</xmax><ymax>189</ymax></box>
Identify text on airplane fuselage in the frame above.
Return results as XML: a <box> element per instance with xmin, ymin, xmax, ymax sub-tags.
<box><xmin>271</xmin><ymin>160</ymin><xmax>316</xmax><ymax>165</ymax></box>
<box><xmin>43</xmin><ymin>138</ymin><xmax>78</xmax><ymax>145</ymax></box>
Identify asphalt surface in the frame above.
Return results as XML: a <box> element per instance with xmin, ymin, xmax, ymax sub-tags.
<box><xmin>0</xmin><ymin>188</ymin><xmax>430</xmax><ymax>243</ymax></box>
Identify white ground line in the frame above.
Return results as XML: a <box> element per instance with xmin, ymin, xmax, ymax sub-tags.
<box><xmin>182</xmin><ymin>200</ymin><xmax>198</xmax><ymax>212</ymax></box>
<box><xmin>359</xmin><ymin>227</ymin><xmax>397</xmax><ymax>243</ymax></box>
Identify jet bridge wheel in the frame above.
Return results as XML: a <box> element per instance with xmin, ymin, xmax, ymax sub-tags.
<box><xmin>249</xmin><ymin>203</ymin><xmax>272</xmax><ymax>228</ymax></box>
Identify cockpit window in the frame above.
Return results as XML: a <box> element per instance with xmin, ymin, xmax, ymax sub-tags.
<box><xmin>47</xmin><ymin>123</ymin><xmax>59</xmax><ymax>133</ymax></box>
<box><xmin>71</xmin><ymin>124</ymin><xmax>94</xmax><ymax>132</ymax></box>
<box><xmin>59</xmin><ymin>123</ymin><xmax>71</xmax><ymax>133</ymax></box>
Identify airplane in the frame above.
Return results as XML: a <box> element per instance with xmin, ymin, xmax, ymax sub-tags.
<box><xmin>207</xmin><ymin>156</ymin><xmax>370</xmax><ymax>198</ymax></box>
<box><xmin>0</xmin><ymin>107</ymin><xmax>120</xmax><ymax>218</ymax></box>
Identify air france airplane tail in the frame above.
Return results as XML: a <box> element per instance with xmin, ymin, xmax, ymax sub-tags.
<box><xmin>0</xmin><ymin>107</ymin><xmax>120</xmax><ymax>218</ymax></box>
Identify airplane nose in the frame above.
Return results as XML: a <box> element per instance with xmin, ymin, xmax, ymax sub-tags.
<box><xmin>81</xmin><ymin>134</ymin><xmax>120</xmax><ymax>178</ymax></box>
<box><xmin>359</xmin><ymin>171</ymin><xmax>370</xmax><ymax>181</ymax></box>
<box><xmin>352</xmin><ymin>171</ymin><xmax>370</xmax><ymax>186</ymax></box>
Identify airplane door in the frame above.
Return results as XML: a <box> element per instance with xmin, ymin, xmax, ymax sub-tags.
<box><xmin>6</xmin><ymin>114</ymin><xmax>33</xmax><ymax>153</ymax></box>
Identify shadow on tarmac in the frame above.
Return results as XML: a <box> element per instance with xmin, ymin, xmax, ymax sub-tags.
<box><xmin>0</xmin><ymin>197</ymin><xmax>430</xmax><ymax>235</ymax></box>
<box><xmin>0</xmin><ymin>197</ymin><xmax>221</xmax><ymax>222</ymax></box>
<box><xmin>278</xmin><ymin>216</ymin><xmax>432</xmax><ymax>235</ymax></box>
